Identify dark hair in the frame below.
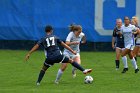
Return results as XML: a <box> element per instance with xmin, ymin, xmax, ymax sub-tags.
<box><xmin>45</xmin><ymin>25</ymin><xmax>53</xmax><ymax>32</ymax></box>
<box><xmin>124</xmin><ymin>16</ymin><xmax>130</xmax><ymax>20</ymax></box>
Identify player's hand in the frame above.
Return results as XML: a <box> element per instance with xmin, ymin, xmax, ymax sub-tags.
<box><xmin>72</xmin><ymin>42</ymin><xmax>80</xmax><ymax>45</ymax></box>
<box><xmin>72</xmin><ymin>51</ymin><xmax>77</xmax><ymax>55</ymax></box>
<box><xmin>25</xmin><ymin>53</ymin><xmax>30</xmax><ymax>61</ymax></box>
<box><xmin>112</xmin><ymin>45</ymin><xmax>115</xmax><ymax>49</ymax></box>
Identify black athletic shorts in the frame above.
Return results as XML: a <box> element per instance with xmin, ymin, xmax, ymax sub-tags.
<box><xmin>44</xmin><ymin>54</ymin><xmax>69</xmax><ymax>67</ymax></box>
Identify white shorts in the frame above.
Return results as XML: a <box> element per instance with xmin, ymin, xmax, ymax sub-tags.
<box><xmin>125</xmin><ymin>44</ymin><xmax>135</xmax><ymax>50</ymax></box>
<box><xmin>63</xmin><ymin>51</ymin><xmax>80</xmax><ymax>59</ymax></box>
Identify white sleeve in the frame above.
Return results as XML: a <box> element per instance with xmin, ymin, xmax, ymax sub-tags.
<box><xmin>79</xmin><ymin>32</ymin><xmax>85</xmax><ymax>38</ymax></box>
<box><xmin>66</xmin><ymin>32</ymin><xmax>73</xmax><ymax>42</ymax></box>
<box><xmin>132</xmin><ymin>25</ymin><xmax>138</xmax><ymax>31</ymax></box>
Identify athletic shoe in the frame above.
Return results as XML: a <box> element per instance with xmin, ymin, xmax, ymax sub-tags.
<box><xmin>122</xmin><ymin>68</ymin><xmax>128</xmax><ymax>73</ymax></box>
<box><xmin>36</xmin><ymin>82</ymin><xmax>40</xmax><ymax>86</ymax></box>
<box><xmin>135</xmin><ymin>68</ymin><xmax>139</xmax><ymax>73</ymax></box>
<box><xmin>72</xmin><ymin>73</ymin><xmax>76</xmax><ymax>78</ymax></box>
<box><xmin>72</xmin><ymin>69</ymin><xmax>77</xmax><ymax>78</ymax></box>
<box><xmin>54</xmin><ymin>80</ymin><xmax>59</xmax><ymax>84</ymax></box>
<box><xmin>116</xmin><ymin>68</ymin><xmax>119</xmax><ymax>71</ymax></box>
<box><xmin>83</xmin><ymin>69</ymin><xmax>92</xmax><ymax>74</ymax></box>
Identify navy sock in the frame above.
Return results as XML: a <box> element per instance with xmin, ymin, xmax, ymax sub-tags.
<box><xmin>71</xmin><ymin>62</ymin><xmax>85</xmax><ymax>71</ymax></box>
<box><xmin>115</xmin><ymin>60</ymin><xmax>120</xmax><ymax>68</ymax></box>
<box><xmin>37</xmin><ymin>70</ymin><xmax>45</xmax><ymax>83</ymax></box>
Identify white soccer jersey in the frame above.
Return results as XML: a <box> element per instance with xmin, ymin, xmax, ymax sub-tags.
<box><xmin>63</xmin><ymin>32</ymin><xmax>85</xmax><ymax>55</ymax></box>
<box><xmin>121</xmin><ymin>24</ymin><xmax>137</xmax><ymax>49</ymax></box>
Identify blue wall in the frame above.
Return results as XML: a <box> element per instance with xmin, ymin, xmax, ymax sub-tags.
<box><xmin>0</xmin><ymin>0</ymin><xmax>137</xmax><ymax>42</ymax></box>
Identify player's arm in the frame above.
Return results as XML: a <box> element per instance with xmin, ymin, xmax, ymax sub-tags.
<box><xmin>81</xmin><ymin>35</ymin><xmax>86</xmax><ymax>44</ymax></box>
<box><xmin>25</xmin><ymin>44</ymin><xmax>39</xmax><ymax>61</ymax></box>
<box><xmin>65</xmin><ymin>32</ymin><xmax>80</xmax><ymax>46</ymax></box>
<box><xmin>61</xmin><ymin>42</ymin><xmax>76</xmax><ymax>55</ymax></box>
<box><xmin>112</xmin><ymin>30</ymin><xmax>116</xmax><ymax>49</ymax></box>
<box><xmin>112</xmin><ymin>37</ymin><xmax>115</xmax><ymax>49</ymax></box>
<box><xmin>132</xmin><ymin>28</ymin><xmax>140</xmax><ymax>34</ymax></box>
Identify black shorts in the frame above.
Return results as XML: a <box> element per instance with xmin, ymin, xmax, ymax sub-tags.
<box><xmin>44</xmin><ymin>54</ymin><xmax>69</xmax><ymax>67</ymax></box>
<box><xmin>115</xmin><ymin>42</ymin><xmax>124</xmax><ymax>48</ymax></box>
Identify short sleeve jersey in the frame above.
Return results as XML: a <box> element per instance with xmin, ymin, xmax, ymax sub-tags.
<box><xmin>37</xmin><ymin>34</ymin><xmax>62</xmax><ymax>58</ymax></box>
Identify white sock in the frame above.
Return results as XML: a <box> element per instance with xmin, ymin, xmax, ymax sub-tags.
<box><xmin>72</xmin><ymin>67</ymin><xmax>77</xmax><ymax>74</ymax></box>
<box><xmin>55</xmin><ymin>69</ymin><xmax>63</xmax><ymax>82</ymax></box>
<box><xmin>131</xmin><ymin>58</ymin><xmax>138</xmax><ymax>69</ymax></box>
<box><xmin>122</xmin><ymin>56</ymin><xmax>128</xmax><ymax>68</ymax></box>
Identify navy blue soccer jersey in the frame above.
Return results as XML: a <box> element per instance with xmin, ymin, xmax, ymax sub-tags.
<box><xmin>112</xmin><ymin>27</ymin><xmax>124</xmax><ymax>48</ymax></box>
<box><xmin>37</xmin><ymin>34</ymin><xmax>62</xmax><ymax>59</ymax></box>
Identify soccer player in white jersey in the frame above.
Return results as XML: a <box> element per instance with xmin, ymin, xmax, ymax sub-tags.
<box><xmin>55</xmin><ymin>25</ymin><xmax>86</xmax><ymax>84</ymax></box>
<box><xmin>119</xmin><ymin>16</ymin><xmax>139</xmax><ymax>73</ymax></box>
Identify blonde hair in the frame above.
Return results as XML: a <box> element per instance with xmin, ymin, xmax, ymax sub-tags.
<box><xmin>132</xmin><ymin>16</ymin><xmax>139</xmax><ymax>24</ymax></box>
<box><xmin>116</xmin><ymin>18</ymin><xmax>122</xmax><ymax>22</ymax></box>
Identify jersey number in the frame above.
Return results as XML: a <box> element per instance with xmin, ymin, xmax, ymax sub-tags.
<box><xmin>46</xmin><ymin>37</ymin><xmax>55</xmax><ymax>47</ymax></box>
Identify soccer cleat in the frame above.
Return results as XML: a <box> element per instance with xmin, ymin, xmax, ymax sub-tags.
<box><xmin>121</xmin><ymin>68</ymin><xmax>128</xmax><ymax>73</ymax></box>
<box><xmin>54</xmin><ymin>80</ymin><xmax>59</xmax><ymax>84</ymax></box>
<box><xmin>116</xmin><ymin>68</ymin><xmax>119</xmax><ymax>71</ymax></box>
<box><xmin>36</xmin><ymin>82</ymin><xmax>40</xmax><ymax>86</ymax></box>
<box><xmin>135</xmin><ymin>68</ymin><xmax>139</xmax><ymax>73</ymax></box>
<box><xmin>72</xmin><ymin>69</ymin><xmax>77</xmax><ymax>78</ymax></box>
<box><xmin>72</xmin><ymin>73</ymin><xmax>77</xmax><ymax>78</ymax></box>
<box><xmin>83</xmin><ymin>69</ymin><xmax>92</xmax><ymax>74</ymax></box>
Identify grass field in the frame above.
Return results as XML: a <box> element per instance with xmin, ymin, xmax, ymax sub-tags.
<box><xmin>0</xmin><ymin>50</ymin><xmax>140</xmax><ymax>93</ymax></box>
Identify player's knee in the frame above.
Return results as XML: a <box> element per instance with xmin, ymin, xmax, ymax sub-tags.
<box><xmin>68</xmin><ymin>59</ymin><xmax>73</xmax><ymax>63</ymax></box>
<box><xmin>61</xmin><ymin>64</ymin><xmax>67</xmax><ymax>71</ymax></box>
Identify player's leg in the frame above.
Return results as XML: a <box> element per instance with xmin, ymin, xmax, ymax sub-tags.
<box><xmin>66</xmin><ymin>58</ymin><xmax>92</xmax><ymax>74</ymax></box>
<box><xmin>55</xmin><ymin>63</ymin><xmax>68</xmax><ymax>84</ymax></box>
<box><xmin>115</xmin><ymin>47</ymin><xmax>121</xmax><ymax>70</ymax></box>
<box><xmin>36</xmin><ymin>64</ymin><xmax>50</xmax><ymax>85</ymax></box>
<box><xmin>133</xmin><ymin>46</ymin><xmax>139</xmax><ymax>61</ymax></box>
<box><xmin>121</xmin><ymin>48</ymin><xmax>129</xmax><ymax>73</ymax></box>
<box><xmin>72</xmin><ymin>55</ymin><xmax>81</xmax><ymax>78</ymax></box>
<box><xmin>128</xmin><ymin>51</ymin><xmax>139</xmax><ymax>73</ymax></box>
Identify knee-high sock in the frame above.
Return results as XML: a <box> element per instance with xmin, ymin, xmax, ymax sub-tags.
<box><xmin>131</xmin><ymin>58</ymin><xmax>138</xmax><ymax>69</ymax></box>
<box><xmin>72</xmin><ymin>67</ymin><xmax>77</xmax><ymax>74</ymax></box>
<box><xmin>55</xmin><ymin>69</ymin><xmax>63</xmax><ymax>81</ymax></box>
<box><xmin>115</xmin><ymin>60</ymin><xmax>120</xmax><ymax>68</ymax></box>
<box><xmin>37</xmin><ymin>70</ymin><xmax>45</xmax><ymax>83</ymax></box>
<box><xmin>71</xmin><ymin>62</ymin><xmax>85</xmax><ymax>71</ymax></box>
<box><xmin>122</xmin><ymin>56</ymin><xmax>128</xmax><ymax>68</ymax></box>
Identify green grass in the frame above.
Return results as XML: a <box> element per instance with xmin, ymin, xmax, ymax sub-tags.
<box><xmin>0</xmin><ymin>50</ymin><xmax>140</xmax><ymax>93</ymax></box>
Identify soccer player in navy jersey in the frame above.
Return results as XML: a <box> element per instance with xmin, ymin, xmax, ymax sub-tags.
<box><xmin>112</xmin><ymin>18</ymin><xmax>126</xmax><ymax>70</ymax></box>
<box><xmin>25</xmin><ymin>25</ymin><xmax>92</xmax><ymax>85</ymax></box>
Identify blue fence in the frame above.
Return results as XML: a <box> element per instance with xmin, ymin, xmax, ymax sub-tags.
<box><xmin>0</xmin><ymin>0</ymin><xmax>138</xmax><ymax>42</ymax></box>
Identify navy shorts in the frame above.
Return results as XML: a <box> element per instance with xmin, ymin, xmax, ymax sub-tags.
<box><xmin>116</xmin><ymin>42</ymin><xmax>124</xmax><ymax>48</ymax></box>
<box><xmin>44</xmin><ymin>54</ymin><xmax>69</xmax><ymax>67</ymax></box>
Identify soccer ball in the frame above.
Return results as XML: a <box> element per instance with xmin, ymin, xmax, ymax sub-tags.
<box><xmin>84</xmin><ymin>76</ymin><xmax>93</xmax><ymax>84</ymax></box>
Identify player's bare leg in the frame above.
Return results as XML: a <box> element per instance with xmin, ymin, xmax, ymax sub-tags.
<box><xmin>128</xmin><ymin>51</ymin><xmax>139</xmax><ymax>73</ymax></box>
<box><xmin>133</xmin><ymin>46</ymin><xmax>139</xmax><ymax>61</ymax></box>
<box><xmin>115</xmin><ymin>48</ymin><xmax>121</xmax><ymax>70</ymax></box>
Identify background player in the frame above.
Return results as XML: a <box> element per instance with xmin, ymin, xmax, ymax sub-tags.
<box><xmin>131</xmin><ymin>16</ymin><xmax>140</xmax><ymax>61</ymax></box>
<box><xmin>25</xmin><ymin>25</ymin><xmax>92</xmax><ymax>85</ymax></box>
<box><xmin>55</xmin><ymin>25</ymin><xmax>86</xmax><ymax>84</ymax></box>
<box><xmin>112</xmin><ymin>18</ymin><xmax>126</xmax><ymax>70</ymax></box>
<box><xmin>119</xmin><ymin>17</ymin><xmax>139</xmax><ymax>73</ymax></box>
